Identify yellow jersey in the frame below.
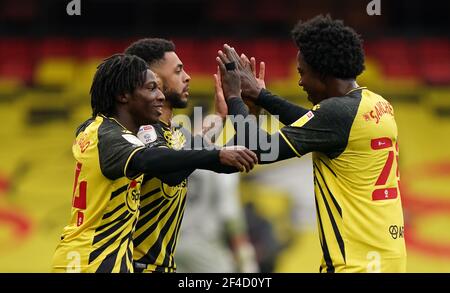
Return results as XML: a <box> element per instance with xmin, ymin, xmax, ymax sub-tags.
<box><xmin>52</xmin><ymin>115</ymin><xmax>145</xmax><ymax>273</ymax></box>
<box><xmin>280</xmin><ymin>88</ymin><xmax>406</xmax><ymax>272</ymax></box>
<box><xmin>133</xmin><ymin>121</ymin><xmax>188</xmax><ymax>272</ymax></box>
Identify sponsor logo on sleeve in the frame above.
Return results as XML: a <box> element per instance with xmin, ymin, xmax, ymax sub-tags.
<box><xmin>137</xmin><ymin>125</ymin><xmax>158</xmax><ymax>145</ymax></box>
<box><xmin>292</xmin><ymin>110</ymin><xmax>315</xmax><ymax>128</ymax></box>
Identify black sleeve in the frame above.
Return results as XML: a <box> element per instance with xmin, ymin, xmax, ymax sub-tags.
<box><xmin>154</xmin><ymin>169</ymin><xmax>195</xmax><ymax>186</ymax></box>
<box><xmin>180</xmin><ymin>125</ymin><xmax>237</xmax><ymax>172</ymax></box>
<box><xmin>279</xmin><ymin>96</ymin><xmax>358</xmax><ymax>158</ymax></box>
<box><xmin>154</xmin><ymin>159</ymin><xmax>238</xmax><ymax>187</ymax></box>
<box><xmin>128</xmin><ymin>147</ymin><xmax>238</xmax><ymax>179</ymax></box>
<box><xmin>97</xmin><ymin>120</ymin><xmax>146</xmax><ymax>180</ymax></box>
<box><xmin>256</xmin><ymin>89</ymin><xmax>309</xmax><ymax>125</ymax></box>
<box><xmin>226</xmin><ymin>97</ymin><xmax>296</xmax><ymax>164</ymax></box>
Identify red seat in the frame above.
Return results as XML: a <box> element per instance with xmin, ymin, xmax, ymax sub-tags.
<box><xmin>0</xmin><ymin>38</ymin><xmax>33</xmax><ymax>60</ymax></box>
<box><xmin>416</xmin><ymin>38</ymin><xmax>450</xmax><ymax>84</ymax></box>
<box><xmin>0</xmin><ymin>59</ymin><xmax>34</xmax><ymax>84</ymax></box>
<box><xmin>171</xmin><ymin>38</ymin><xmax>201</xmax><ymax>74</ymax></box>
<box><xmin>36</xmin><ymin>37</ymin><xmax>75</xmax><ymax>59</ymax></box>
<box><xmin>370</xmin><ymin>38</ymin><xmax>418</xmax><ymax>79</ymax></box>
<box><xmin>0</xmin><ymin>38</ymin><xmax>35</xmax><ymax>84</ymax></box>
<box><xmin>246</xmin><ymin>39</ymin><xmax>293</xmax><ymax>80</ymax></box>
<box><xmin>79</xmin><ymin>38</ymin><xmax>116</xmax><ymax>59</ymax></box>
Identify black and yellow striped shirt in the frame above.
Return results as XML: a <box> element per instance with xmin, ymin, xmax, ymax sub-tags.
<box><xmin>52</xmin><ymin>115</ymin><xmax>145</xmax><ymax>273</ymax></box>
<box><xmin>133</xmin><ymin>121</ymin><xmax>188</xmax><ymax>272</ymax></box>
<box><xmin>280</xmin><ymin>88</ymin><xmax>406</xmax><ymax>272</ymax></box>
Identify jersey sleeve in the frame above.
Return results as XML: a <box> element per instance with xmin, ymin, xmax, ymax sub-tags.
<box><xmin>279</xmin><ymin>97</ymin><xmax>355</xmax><ymax>159</ymax></box>
<box><xmin>98</xmin><ymin>120</ymin><xmax>145</xmax><ymax>180</ymax></box>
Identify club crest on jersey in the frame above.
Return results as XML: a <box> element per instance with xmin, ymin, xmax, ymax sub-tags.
<box><xmin>122</xmin><ymin>134</ymin><xmax>145</xmax><ymax>146</ymax></box>
<box><xmin>292</xmin><ymin>110</ymin><xmax>315</xmax><ymax>128</ymax></box>
<box><xmin>164</xmin><ymin>128</ymin><xmax>186</xmax><ymax>150</ymax></box>
<box><xmin>137</xmin><ymin>125</ymin><xmax>158</xmax><ymax>145</ymax></box>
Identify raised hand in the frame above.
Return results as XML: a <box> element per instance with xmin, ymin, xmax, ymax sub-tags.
<box><xmin>219</xmin><ymin>145</ymin><xmax>258</xmax><ymax>172</ymax></box>
<box><xmin>249</xmin><ymin>55</ymin><xmax>266</xmax><ymax>90</ymax></box>
<box><xmin>216</xmin><ymin>49</ymin><xmax>241</xmax><ymax>99</ymax></box>
<box><xmin>222</xmin><ymin>44</ymin><xmax>263</xmax><ymax>100</ymax></box>
<box><xmin>213</xmin><ymin>66</ymin><xmax>228</xmax><ymax>119</ymax></box>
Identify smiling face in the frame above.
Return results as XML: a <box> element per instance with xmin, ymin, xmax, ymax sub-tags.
<box><xmin>296</xmin><ymin>51</ymin><xmax>327</xmax><ymax>105</ymax></box>
<box><xmin>127</xmin><ymin>69</ymin><xmax>165</xmax><ymax>126</ymax></box>
<box><xmin>152</xmin><ymin>51</ymin><xmax>191</xmax><ymax>109</ymax></box>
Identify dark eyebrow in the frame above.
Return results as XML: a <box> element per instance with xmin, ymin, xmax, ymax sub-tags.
<box><xmin>145</xmin><ymin>80</ymin><xmax>158</xmax><ymax>88</ymax></box>
<box><xmin>176</xmin><ymin>64</ymin><xmax>183</xmax><ymax>70</ymax></box>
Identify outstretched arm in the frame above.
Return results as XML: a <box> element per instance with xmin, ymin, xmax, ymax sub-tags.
<box><xmin>215</xmin><ymin>48</ymin><xmax>296</xmax><ymax>164</ymax></box>
<box><xmin>127</xmin><ymin>145</ymin><xmax>258</xmax><ymax>180</ymax></box>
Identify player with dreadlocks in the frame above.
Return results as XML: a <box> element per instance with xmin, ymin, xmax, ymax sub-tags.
<box><xmin>51</xmin><ymin>54</ymin><xmax>257</xmax><ymax>273</ymax></box>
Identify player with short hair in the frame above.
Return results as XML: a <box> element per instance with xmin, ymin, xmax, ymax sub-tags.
<box><xmin>217</xmin><ymin>15</ymin><xmax>407</xmax><ymax>273</ymax></box>
<box><xmin>125</xmin><ymin>38</ymin><xmax>245</xmax><ymax>273</ymax></box>
<box><xmin>125</xmin><ymin>38</ymin><xmax>190</xmax><ymax>272</ymax></box>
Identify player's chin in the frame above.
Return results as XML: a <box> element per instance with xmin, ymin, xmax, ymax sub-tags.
<box><xmin>179</xmin><ymin>95</ymin><xmax>189</xmax><ymax>107</ymax></box>
<box><xmin>148</xmin><ymin>111</ymin><xmax>161</xmax><ymax>124</ymax></box>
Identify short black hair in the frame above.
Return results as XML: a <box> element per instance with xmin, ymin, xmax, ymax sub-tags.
<box><xmin>90</xmin><ymin>53</ymin><xmax>149</xmax><ymax>117</ymax></box>
<box><xmin>291</xmin><ymin>15</ymin><xmax>365</xmax><ymax>79</ymax></box>
<box><xmin>124</xmin><ymin>38</ymin><xmax>175</xmax><ymax>66</ymax></box>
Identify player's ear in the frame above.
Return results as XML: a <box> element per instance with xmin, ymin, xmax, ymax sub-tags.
<box><xmin>116</xmin><ymin>93</ymin><xmax>130</xmax><ymax>104</ymax></box>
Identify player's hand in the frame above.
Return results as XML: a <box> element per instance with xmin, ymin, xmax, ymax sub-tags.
<box><xmin>219</xmin><ymin>146</ymin><xmax>258</xmax><ymax>173</ymax></box>
<box><xmin>222</xmin><ymin>44</ymin><xmax>263</xmax><ymax>101</ymax></box>
<box><xmin>213</xmin><ymin>66</ymin><xmax>228</xmax><ymax>119</ymax></box>
<box><xmin>239</xmin><ymin>54</ymin><xmax>265</xmax><ymax>115</ymax></box>
<box><xmin>217</xmin><ymin>49</ymin><xmax>241</xmax><ymax>99</ymax></box>
<box><xmin>241</xmin><ymin>54</ymin><xmax>266</xmax><ymax>90</ymax></box>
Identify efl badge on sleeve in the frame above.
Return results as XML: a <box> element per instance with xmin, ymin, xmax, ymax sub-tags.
<box><xmin>137</xmin><ymin>125</ymin><xmax>158</xmax><ymax>145</ymax></box>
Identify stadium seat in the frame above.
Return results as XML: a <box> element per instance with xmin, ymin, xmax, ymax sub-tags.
<box><xmin>0</xmin><ymin>59</ymin><xmax>34</xmax><ymax>86</ymax></box>
<box><xmin>79</xmin><ymin>38</ymin><xmax>116</xmax><ymax>60</ymax></box>
<box><xmin>245</xmin><ymin>39</ymin><xmax>294</xmax><ymax>81</ymax></box>
<box><xmin>36</xmin><ymin>37</ymin><xmax>75</xmax><ymax>58</ymax></box>
<box><xmin>73</xmin><ymin>60</ymin><xmax>99</xmax><ymax>95</ymax></box>
<box><xmin>370</xmin><ymin>38</ymin><xmax>419</xmax><ymax>80</ymax></box>
<box><xmin>170</xmin><ymin>38</ymin><xmax>201</xmax><ymax>73</ymax></box>
<box><xmin>0</xmin><ymin>38</ymin><xmax>34</xmax><ymax>85</ymax></box>
<box><xmin>34</xmin><ymin>58</ymin><xmax>77</xmax><ymax>89</ymax></box>
<box><xmin>33</xmin><ymin>38</ymin><xmax>78</xmax><ymax>89</ymax></box>
<box><xmin>416</xmin><ymin>38</ymin><xmax>450</xmax><ymax>85</ymax></box>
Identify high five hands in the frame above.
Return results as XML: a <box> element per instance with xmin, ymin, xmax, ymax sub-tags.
<box><xmin>215</xmin><ymin>44</ymin><xmax>266</xmax><ymax>116</ymax></box>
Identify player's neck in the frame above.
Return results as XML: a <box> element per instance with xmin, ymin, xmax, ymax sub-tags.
<box><xmin>328</xmin><ymin>79</ymin><xmax>359</xmax><ymax>97</ymax></box>
<box><xmin>159</xmin><ymin>103</ymin><xmax>173</xmax><ymax>127</ymax></box>
<box><xmin>113</xmin><ymin>110</ymin><xmax>139</xmax><ymax>134</ymax></box>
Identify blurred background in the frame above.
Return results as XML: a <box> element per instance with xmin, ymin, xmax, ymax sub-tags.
<box><xmin>0</xmin><ymin>0</ymin><xmax>449</xmax><ymax>272</ymax></box>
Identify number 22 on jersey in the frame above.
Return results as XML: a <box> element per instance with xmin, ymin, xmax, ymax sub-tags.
<box><xmin>371</xmin><ymin>137</ymin><xmax>400</xmax><ymax>201</ymax></box>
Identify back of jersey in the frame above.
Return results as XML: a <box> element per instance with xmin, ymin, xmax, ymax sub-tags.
<box><xmin>313</xmin><ymin>89</ymin><xmax>406</xmax><ymax>272</ymax></box>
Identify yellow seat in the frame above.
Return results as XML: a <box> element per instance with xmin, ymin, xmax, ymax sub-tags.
<box><xmin>34</xmin><ymin>57</ymin><xmax>77</xmax><ymax>89</ymax></box>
